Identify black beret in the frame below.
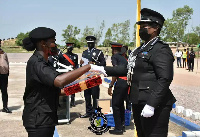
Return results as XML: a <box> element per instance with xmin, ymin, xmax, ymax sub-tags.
<box><xmin>110</xmin><ymin>42</ymin><xmax>123</xmax><ymax>48</ymax></box>
<box><xmin>86</xmin><ymin>36</ymin><xmax>96</xmax><ymax>42</ymax></box>
<box><xmin>0</xmin><ymin>39</ymin><xmax>2</xmax><ymax>42</ymax></box>
<box><xmin>136</xmin><ymin>8</ymin><xmax>165</xmax><ymax>27</ymax></box>
<box><xmin>29</xmin><ymin>27</ymin><xmax>56</xmax><ymax>40</ymax></box>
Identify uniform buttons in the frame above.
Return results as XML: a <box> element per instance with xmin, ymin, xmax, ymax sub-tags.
<box><xmin>147</xmin><ymin>87</ymin><xmax>149</xmax><ymax>89</ymax></box>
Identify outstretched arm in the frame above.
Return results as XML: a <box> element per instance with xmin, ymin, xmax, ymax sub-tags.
<box><xmin>54</xmin><ymin>64</ymin><xmax>91</xmax><ymax>87</ymax></box>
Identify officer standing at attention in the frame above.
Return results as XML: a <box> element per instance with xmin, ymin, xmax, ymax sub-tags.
<box><xmin>63</xmin><ymin>42</ymin><xmax>78</xmax><ymax>107</ymax></box>
<box><xmin>22</xmin><ymin>27</ymin><xmax>92</xmax><ymax>137</ymax></box>
<box><xmin>80</xmin><ymin>36</ymin><xmax>106</xmax><ymax>118</ymax></box>
<box><xmin>0</xmin><ymin>39</ymin><xmax>12</xmax><ymax>113</ymax></box>
<box><xmin>108</xmin><ymin>42</ymin><xmax>129</xmax><ymax>135</ymax></box>
<box><xmin>89</xmin><ymin>8</ymin><xmax>176</xmax><ymax>137</ymax></box>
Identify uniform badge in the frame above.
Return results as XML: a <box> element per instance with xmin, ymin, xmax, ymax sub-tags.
<box><xmin>142</xmin><ymin>52</ymin><xmax>148</xmax><ymax>55</ymax></box>
<box><xmin>93</xmin><ymin>52</ymin><xmax>96</xmax><ymax>56</ymax></box>
<box><xmin>74</xmin><ymin>56</ymin><xmax>76</xmax><ymax>59</ymax></box>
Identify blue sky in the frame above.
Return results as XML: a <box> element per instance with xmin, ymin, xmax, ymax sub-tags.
<box><xmin>0</xmin><ymin>0</ymin><xmax>199</xmax><ymax>45</ymax></box>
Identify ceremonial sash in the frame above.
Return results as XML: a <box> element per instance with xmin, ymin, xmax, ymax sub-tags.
<box><xmin>119</xmin><ymin>56</ymin><xmax>128</xmax><ymax>81</ymax></box>
<box><xmin>63</xmin><ymin>54</ymin><xmax>75</xmax><ymax>67</ymax></box>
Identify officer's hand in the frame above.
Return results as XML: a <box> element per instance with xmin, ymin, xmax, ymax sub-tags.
<box><xmin>59</xmin><ymin>89</ymin><xmax>66</xmax><ymax>96</ymax></box>
<box><xmin>141</xmin><ymin>104</ymin><xmax>155</xmax><ymax>118</ymax></box>
<box><xmin>89</xmin><ymin>61</ymin><xmax>95</xmax><ymax>64</ymax></box>
<box><xmin>80</xmin><ymin>59</ymin><xmax>84</xmax><ymax>65</ymax></box>
<box><xmin>108</xmin><ymin>88</ymin><xmax>112</xmax><ymax>96</ymax></box>
<box><xmin>90</xmin><ymin>64</ymin><xmax>107</xmax><ymax>76</ymax></box>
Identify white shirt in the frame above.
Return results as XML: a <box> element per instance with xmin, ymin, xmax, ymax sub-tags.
<box><xmin>0</xmin><ymin>52</ymin><xmax>9</xmax><ymax>74</ymax></box>
<box><xmin>175</xmin><ymin>51</ymin><xmax>182</xmax><ymax>58</ymax></box>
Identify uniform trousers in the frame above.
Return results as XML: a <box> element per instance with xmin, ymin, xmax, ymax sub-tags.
<box><xmin>71</xmin><ymin>94</ymin><xmax>75</xmax><ymax>105</ymax></box>
<box><xmin>188</xmin><ymin>59</ymin><xmax>194</xmax><ymax>71</ymax></box>
<box><xmin>182</xmin><ymin>58</ymin><xmax>186</xmax><ymax>68</ymax></box>
<box><xmin>0</xmin><ymin>74</ymin><xmax>8</xmax><ymax>108</ymax></box>
<box><xmin>177</xmin><ymin>57</ymin><xmax>182</xmax><ymax>67</ymax></box>
<box><xmin>25</xmin><ymin>126</ymin><xmax>55</xmax><ymax>137</ymax></box>
<box><xmin>84</xmin><ymin>86</ymin><xmax>100</xmax><ymax>115</ymax></box>
<box><xmin>112</xmin><ymin>79</ymin><xmax>128</xmax><ymax>130</ymax></box>
<box><xmin>132</xmin><ymin>104</ymin><xmax>172</xmax><ymax>137</ymax></box>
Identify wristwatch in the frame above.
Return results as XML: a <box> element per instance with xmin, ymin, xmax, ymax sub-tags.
<box><xmin>109</xmin><ymin>84</ymin><xmax>113</xmax><ymax>88</ymax></box>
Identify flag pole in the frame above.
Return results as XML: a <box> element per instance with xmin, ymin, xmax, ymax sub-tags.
<box><xmin>134</xmin><ymin>2</ymin><xmax>140</xmax><ymax>137</ymax></box>
<box><xmin>136</xmin><ymin>0</ymin><xmax>141</xmax><ymax>48</ymax></box>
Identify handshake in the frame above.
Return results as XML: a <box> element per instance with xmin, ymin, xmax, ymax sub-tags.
<box><xmin>90</xmin><ymin>64</ymin><xmax>107</xmax><ymax>76</ymax></box>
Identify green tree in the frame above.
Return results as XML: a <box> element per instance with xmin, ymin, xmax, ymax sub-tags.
<box><xmin>118</xmin><ymin>20</ymin><xmax>130</xmax><ymax>45</ymax></box>
<box><xmin>94</xmin><ymin>20</ymin><xmax>105</xmax><ymax>46</ymax></box>
<box><xmin>62</xmin><ymin>25</ymin><xmax>80</xmax><ymax>43</ymax></box>
<box><xmin>192</xmin><ymin>25</ymin><xmax>200</xmax><ymax>37</ymax></box>
<box><xmin>15</xmin><ymin>32</ymin><xmax>30</xmax><ymax>46</ymax></box>
<box><xmin>111</xmin><ymin>23</ymin><xmax>120</xmax><ymax>42</ymax></box>
<box><xmin>160</xmin><ymin>5</ymin><xmax>193</xmax><ymax>42</ymax></box>
<box><xmin>132</xmin><ymin>24</ymin><xmax>137</xmax><ymax>46</ymax></box>
<box><xmin>183</xmin><ymin>33</ymin><xmax>200</xmax><ymax>45</ymax></box>
<box><xmin>103</xmin><ymin>28</ymin><xmax>112</xmax><ymax>47</ymax></box>
<box><xmin>79</xmin><ymin>26</ymin><xmax>94</xmax><ymax>47</ymax></box>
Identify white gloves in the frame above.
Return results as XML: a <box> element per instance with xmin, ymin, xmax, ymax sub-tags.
<box><xmin>90</xmin><ymin>64</ymin><xmax>107</xmax><ymax>76</ymax></box>
<box><xmin>141</xmin><ymin>104</ymin><xmax>155</xmax><ymax>118</ymax></box>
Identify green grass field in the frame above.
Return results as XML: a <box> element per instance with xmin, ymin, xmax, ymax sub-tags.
<box><xmin>1</xmin><ymin>46</ymin><xmax>117</xmax><ymax>56</ymax></box>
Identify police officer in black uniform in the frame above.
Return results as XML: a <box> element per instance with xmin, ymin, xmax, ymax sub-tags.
<box><xmin>90</xmin><ymin>8</ymin><xmax>176</xmax><ymax>137</ymax></box>
<box><xmin>48</xmin><ymin>44</ymin><xmax>65</xmax><ymax>69</ymax></box>
<box><xmin>108</xmin><ymin>42</ymin><xmax>129</xmax><ymax>135</ymax></box>
<box><xmin>22</xmin><ymin>27</ymin><xmax>92</xmax><ymax>137</ymax></box>
<box><xmin>63</xmin><ymin>42</ymin><xmax>78</xmax><ymax>107</ymax></box>
<box><xmin>80</xmin><ymin>36</ymin><xmax>106</xmax><ymax>118</ymax></box>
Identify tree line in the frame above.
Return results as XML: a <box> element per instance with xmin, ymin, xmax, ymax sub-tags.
<box><xmin>15</xmin><ymin>5</ymin><xmax>200</xmax><ymax>48</ymax></box>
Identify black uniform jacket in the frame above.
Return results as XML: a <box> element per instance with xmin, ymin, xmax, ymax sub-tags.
<box><xmin>105</xmin><ymin>38</ymin><xmax>176</xmax><ymax>108</ymax></box>
<box><xmin>111</xmin><ymin>52</ymin><xmax>128</xmax><ymax>67</ymax></box>
<box><xmin>48</xmin><ymin>50</ymin><xmax>65</xmax><ymax>69</ymax></box>
<box><xmin>111</xmin><ymin>52</ymin><xmax>128</xmax><ymax>89</ymax></box>
<box><xmin>63</xmin><ymin>52</ymin><xmax>78</xmax><ymax>68</ymax></box>
<box><xmin>23</xmin><ymin>51</ymin><xmax>60</xmax><ymax>128</ymax></box>
<box><xmin>82</xmin><ymin>48</ymin><xmax>106</xmax><ymax>66</ymax></box>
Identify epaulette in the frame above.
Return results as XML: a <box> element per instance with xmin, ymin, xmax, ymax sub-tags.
<box><xmin>157</xmin><ymin>39</ymin><xmax>168</xmax><ymax>45</ymax></box>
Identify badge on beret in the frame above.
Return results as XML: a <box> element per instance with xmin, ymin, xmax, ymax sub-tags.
<box><xmin>93</xmin><ymin>52</ymin><xmax>96</xmax><ymax>56</ymax></box>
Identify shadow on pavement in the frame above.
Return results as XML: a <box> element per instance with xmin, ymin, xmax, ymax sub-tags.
<box><xmin>9</xmin><ymin>105</ymin><xmax>22</xmax><ymax>111</ymax></box>
<box><xmin>58</xmin><ymin>112</ymin><xmax>81</xmax><ymax>125</ymax></box>
<box><xmin>75</xmin><ymin>100</ymin><xmax>84</xmax><ymax>105</ymax></box>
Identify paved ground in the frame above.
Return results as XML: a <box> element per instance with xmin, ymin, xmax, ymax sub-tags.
<box><xmin>1</xmin><ymin>53</ymin><xmax>199</xmax><ymax>137</ymax></box>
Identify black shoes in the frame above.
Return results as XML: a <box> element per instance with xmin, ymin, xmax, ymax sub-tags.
<box><xmin>70</xmin><ymin>103</ymin><xmax>75</xmax><ymax>108</ymax></box>
<box><xmin>1</xmin><ymin>107</ymin><xmax>12</xmax><ymax>113</ymax></box>
<box><xmin>109</xmin><ymin>129</ymin><xmax>123</xmax><ymax>135</ymax></box>
<box><xmin>80</xmin><ymin>113</ymin><xmax>91</xmax><ymax>118</ymax></box>
<box><xmin>123</xmin><ymin>126</ymin><xmax>126</xmax><ymax>132</ymax></box>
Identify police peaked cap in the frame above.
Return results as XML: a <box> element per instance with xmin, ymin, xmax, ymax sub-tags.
<box><xmin>136</xmin><ymin>8</ymin><xmax>165</xmax><ymax>27</ymax></box>
<box><xmin>66</xmin><ymin>42</ymin><xmax>74</xmax><ymax>45</ymax></box>
<box><xmin>29</xmin><ymin>27</ymin><xmax>56</xmax><ymax>40</ymax></box>
<box><xmin>86</xmin><ymin>36</ymin><xmax>96</xmax><ymax>42</ymax></box>
<box><xmin>66</xmin><ymin>42</ymin><xmax>74</xmax><ymax>48</ymax></box>
<box><xmin>110</xmin><ymin>42</ymin><xmax>123</xmax><ymax>48</ymax></box>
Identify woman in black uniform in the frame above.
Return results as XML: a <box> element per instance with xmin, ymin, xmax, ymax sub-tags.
<box><xmin>22</xmin><ymin>27</ymin><xmax>91</xmax><ymax>137</ymax></box>
<box><xmin>90</xmin><ymin>8</ymin><xmax>176</xmax><ymax>137</ymax></box>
